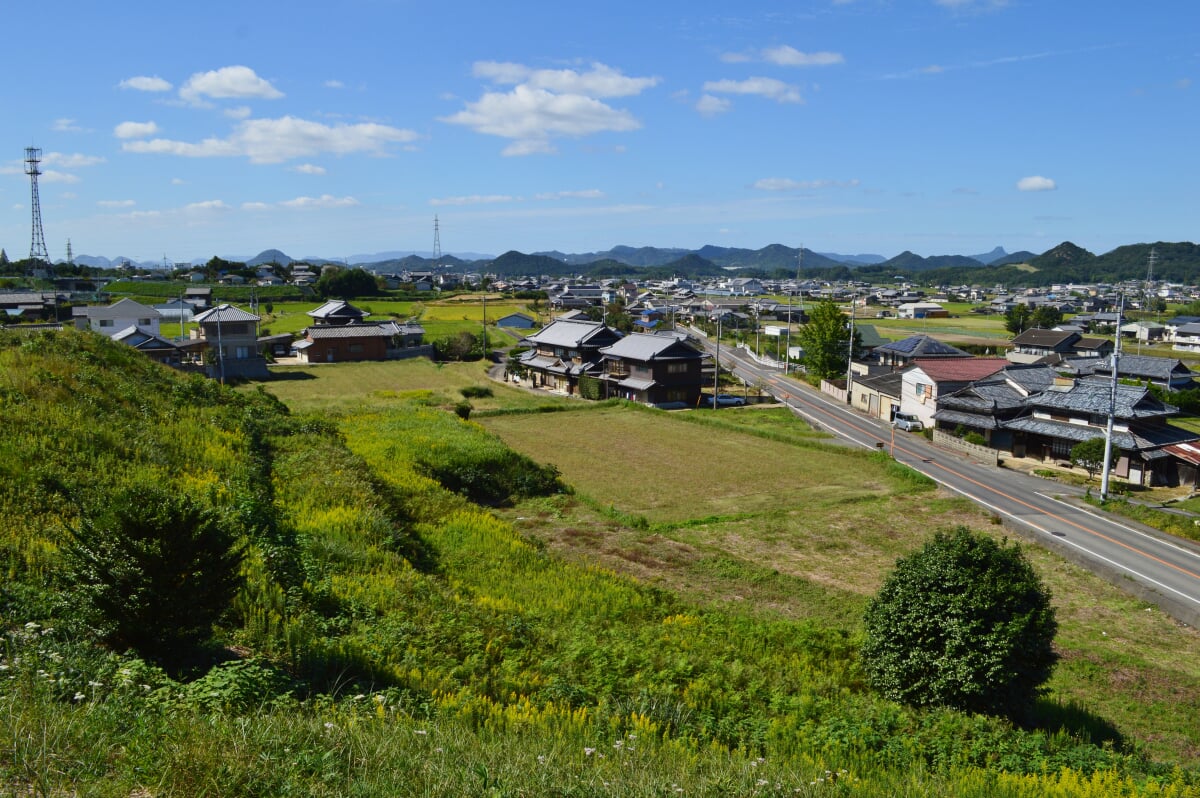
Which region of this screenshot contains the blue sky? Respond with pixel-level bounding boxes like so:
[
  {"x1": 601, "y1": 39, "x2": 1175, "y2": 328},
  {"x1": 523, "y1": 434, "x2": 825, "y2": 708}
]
[{"x1": 2, "y1": 0, "x2": 1197, "y2": 263}]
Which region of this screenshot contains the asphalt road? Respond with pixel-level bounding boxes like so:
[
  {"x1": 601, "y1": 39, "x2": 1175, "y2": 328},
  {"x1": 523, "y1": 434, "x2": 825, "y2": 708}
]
[{"x1": 710, "y1": 341, "x2": 1200, "y2": 627}]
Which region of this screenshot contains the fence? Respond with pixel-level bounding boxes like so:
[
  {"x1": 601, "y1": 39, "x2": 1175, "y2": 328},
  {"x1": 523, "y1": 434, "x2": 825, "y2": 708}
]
[{"x1": 932, "y1": 428, "x2": 999, "y2": 465}]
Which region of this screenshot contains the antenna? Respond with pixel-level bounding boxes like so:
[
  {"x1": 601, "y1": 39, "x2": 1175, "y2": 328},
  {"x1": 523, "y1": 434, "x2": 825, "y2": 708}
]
[
  {"x1": 66, "y1": 239, "x2": 74, "y2": 265},
  {"x1": 1145, "y1": 246, "x2": 1158, "y2": 315},
  {"x1": 25, "y1": 147, "x2": 49, "y2": 265}
]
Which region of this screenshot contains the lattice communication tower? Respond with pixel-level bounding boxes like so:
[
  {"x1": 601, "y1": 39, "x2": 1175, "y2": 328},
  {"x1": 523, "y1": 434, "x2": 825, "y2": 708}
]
[
  {"x1": 432, "y1": 215, "x2": 442, "y2": 270},
  {"x1": 25, "y1": 148, "x2": 50, "y2": 264}
]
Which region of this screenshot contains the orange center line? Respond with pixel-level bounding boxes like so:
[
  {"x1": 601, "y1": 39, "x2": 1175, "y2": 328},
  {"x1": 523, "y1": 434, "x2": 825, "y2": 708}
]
[{"x1": 769, "y1": 378, "x2": 1200, "y2": 584}]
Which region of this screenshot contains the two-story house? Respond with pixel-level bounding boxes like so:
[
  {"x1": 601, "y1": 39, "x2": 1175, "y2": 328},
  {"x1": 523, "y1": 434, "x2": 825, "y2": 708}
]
[
  {"x1": 899, "y1": 358, "x2": 1009, "y2": 430},
  {"x1": 76, "y1": 298, "x2": 161, "y2": 338},
  {"x1": 516, "y1": 318, "x2": 622, "y2": 395},
  {"x1": 191, "y1": 304, "x2": 268, "y2": 380},
  {"x1": 597, "y1": 332, "x2": 707, "y2": 407}
]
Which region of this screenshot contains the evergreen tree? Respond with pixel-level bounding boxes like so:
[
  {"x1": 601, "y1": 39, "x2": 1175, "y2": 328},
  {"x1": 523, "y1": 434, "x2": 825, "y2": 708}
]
[{"x1": 797, "y1": 299, "x2": 860, "y2": 380}]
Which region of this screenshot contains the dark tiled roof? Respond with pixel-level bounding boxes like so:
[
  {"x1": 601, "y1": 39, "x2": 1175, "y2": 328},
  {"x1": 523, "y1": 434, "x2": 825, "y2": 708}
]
[{"x1": 875, "y1": 334, "x2": 970, "y2": 358}]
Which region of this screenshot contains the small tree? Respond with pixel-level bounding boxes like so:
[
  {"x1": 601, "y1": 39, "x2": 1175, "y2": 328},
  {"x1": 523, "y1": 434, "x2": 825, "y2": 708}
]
[
  {"x1": 797, "y1": 299, "x2": 860, "y2": 380},
  {"x1": 861, "y1": 527, "x2": 1057, "y2": 718},
  {"x1": 1004, "y1": 304, "x2": 1031, "y2": 335},
  {"x1": 63, "y1": 486, "x2": 245, "y2": 665},
  {"x1": 1070, "y1": 436, "x2": 1118, "y2": 480}
]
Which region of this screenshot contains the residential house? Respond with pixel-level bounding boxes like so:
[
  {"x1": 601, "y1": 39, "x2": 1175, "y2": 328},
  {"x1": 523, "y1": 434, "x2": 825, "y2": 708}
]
[
  {"x1": 900, "y1": 358, "x2": 1009, "y2": 429},
  {"x1": 596, "y1": 331, "x2": 707, "y2": 406},
  {"x1": 111, "y1": 326, "x2": 185, "y2": 367},
  {"x1": 1119, "y1": 320, "x2": 1166, "y2": 343},
  {"x1": 76, "y1": 298, "x2": 161, "y2": 337},
  {"x1": 496, "y1": 312, "x2": 537, "y2": 329},
  {"x1": 850, "y1": 369, "x2": 904, "y2": 422},
  {"x1": 1001, "y1": 379, "x2": 1197, "y2": 486},
  {"x1": 307, "y1": 299, "x2": 368, "y2": 325},
  {"x1": 933, "y1": 365, "x2": 1059, "y2": 448},
  {"x1": 1068, "y1": 354, "x2": 1197, "y2": 391},
  {"x1": 184, "y1": 287, "x2": 212, "y2": 309},
  {"x1": 294, "y1": 323, "x2": 391, "y2": 363},
  {"x1": 1173, "y1": 322, "x2": 1200, "y2": 353},
  {"x1": 190, "y1": 304, "x2": 268, "y2": 380},
  {"x1": 874, "y1": 334, "x2": 972, "y2": 368},
  {"x1": 0, "y1": 292, "x2": 63, "y2": 322},
  {"x1": 1006, "y1": 329, "x2": 1081, "y2": 364},
  {"x1": 896, "y1": 301, "x2": 948, "y2": 319},
  {"x1": 516, "y1": 318, "x2": 622, "y2": 395}
]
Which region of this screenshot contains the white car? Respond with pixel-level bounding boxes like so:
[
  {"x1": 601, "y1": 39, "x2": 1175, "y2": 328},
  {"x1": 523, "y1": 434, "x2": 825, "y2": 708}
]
[{"x1": 893, "y1": 412, "x2": 923, "y2": 432}]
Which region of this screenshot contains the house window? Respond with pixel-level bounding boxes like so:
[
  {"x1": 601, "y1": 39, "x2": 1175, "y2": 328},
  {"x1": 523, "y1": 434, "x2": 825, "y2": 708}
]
[
  {"x1": 915, "y1": 383, "x2": 927, "y2": 398},
  {"x1": 99, "y1": 319, "x2": 113, "y2": 328},
  {"x1": 348, "y1": 344, "x2": 364, "y2": 353},
  {"x1": 235, "y1": 346, "x2": 250, "y2": 359},
  {"x1": 667, "y1": 362, "x2": 688, "y2": 374},
  {"x1": 138, "y1": 318, "x2": 152, "y2": 326}
]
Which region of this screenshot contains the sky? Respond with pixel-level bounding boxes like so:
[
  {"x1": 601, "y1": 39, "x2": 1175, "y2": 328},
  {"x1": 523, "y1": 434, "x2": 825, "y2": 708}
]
[{"x1": 2, "y1": 0, "x2": 1198, "y2": 264}]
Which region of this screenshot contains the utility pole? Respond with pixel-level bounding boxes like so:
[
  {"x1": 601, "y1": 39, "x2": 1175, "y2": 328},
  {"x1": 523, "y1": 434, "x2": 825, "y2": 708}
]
[
  {"x1": 1100, "y1": 292, "x2": 1125, "y2": 500},
  {"x1": 712, "y1": 312, "x2": 722, "y2": 409},
  {"x1": 845, "y1": 294, "x2": 856, "y2": 404}
]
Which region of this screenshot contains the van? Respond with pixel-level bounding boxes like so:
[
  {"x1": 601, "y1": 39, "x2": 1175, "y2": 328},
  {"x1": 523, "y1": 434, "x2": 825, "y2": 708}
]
[{"x1": 893, "y1": 412, "x2": 923, "y2": 432}]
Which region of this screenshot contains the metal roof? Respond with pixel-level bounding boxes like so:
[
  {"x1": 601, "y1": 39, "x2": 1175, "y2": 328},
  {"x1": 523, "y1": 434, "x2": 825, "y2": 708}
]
[
  {"x1": 874, "y1": 334, "x2": 970, "y2": 358},
  {"x1": 194, "y1": 304, "x2": 260, "y2": 323},
  {"x1": 524, "y1": 318, "x2": 618, "y2": 348}
]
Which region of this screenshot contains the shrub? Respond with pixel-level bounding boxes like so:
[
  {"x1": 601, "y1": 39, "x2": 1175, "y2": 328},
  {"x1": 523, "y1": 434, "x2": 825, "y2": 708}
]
[
  {"x1": 62, "y1": 486, "x2": 246, "y2": 666},
  {"x1": 460, "y1": 385, "x2": 493, "y2": 399},
  {"x1": 861, "y1": 527, "x2": 1057, "y2": 718}
]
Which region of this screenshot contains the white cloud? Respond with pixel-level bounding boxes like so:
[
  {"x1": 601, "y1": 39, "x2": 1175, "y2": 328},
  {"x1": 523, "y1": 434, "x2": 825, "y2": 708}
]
[
  {"x1": 184, "y1": 200, "x2": 230, "y2": 212},
  {"x1": 473, "y1": 61, "x2": 659, "y2": 98},
  {"x1": 280, "y1": 194, "x2": 359, "y2": 209},
  {"x1": 291, "y1": 163, "x2": 327, "y2": 175},
  {"x1": 225, "y1": 106, "x2": 253, "y2": 119},
  {"x1": 122, "y1": 116, "x2": 419, "y2": 164},
  {"x1": 534, "y1": 189, "x2": 605, "y2": 200},
  {"x1": 41, "y1": 171, "x2": 81, "y2": 184},
  {"x1": 53, "y1": 118, "x2": 83, "y2": 132},
  {"x1": 444, "y1": 85, "x2": 641, "y2": 153},
  {"x1": 1017, "y1": 175, "x2": 1057, "y2": 192},
  {"x1": 179, "y1": 66, "x2": 283, "y2": 105},
  {"x1": 429, "y1": 194, "x2": 518, "y2": 206},
  {"x1": 242, "y1": 201, "x2": 271, "y2": 211},
  {"x1": 445, "y1": 61, "x2": 657, "y2": 155},
  {"x1": 170, "y1": 177, "x2": 186, "y2": 185},
  {"x1": 324, "y1": 79, "x2": 345, "y2": 89},
  {"x1": 114, "y1": 121, "x2": 160, "y2": 139},
  {"x1": 695, "y1": 94, "x2": 731, "y2": 116},
  {"x1": 702, "y1": 77, "x2": 803, "y2": 104},
  {"x1": 119, "y1": 75, "x2": 173, "y2": 92},
  {"x1": 753, "y1": 177, "x2": 860, "y2": 191},
  {"x1": 762, "y1": 46, "x2": 845, "y2": 67},
  {"x1": 43, "y1": 152, "x2": 105, "y2": 168},
  {"x1": 97, "y1": 199, "x2": 136, "y2": 208}
]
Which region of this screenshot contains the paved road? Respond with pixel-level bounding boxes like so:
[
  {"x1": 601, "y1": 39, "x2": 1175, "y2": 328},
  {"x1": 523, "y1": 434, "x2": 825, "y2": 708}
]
[{"x1": 710, "y1": 341, "x2": 1200, "y2": 627}]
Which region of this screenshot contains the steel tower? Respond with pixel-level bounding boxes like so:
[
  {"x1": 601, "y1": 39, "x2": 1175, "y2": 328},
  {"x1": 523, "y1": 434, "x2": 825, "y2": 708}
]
[
  {"x1": 432, "y1": 215, "x2": 442, "y2": 270},
  {"x1": 25, "y1": 147, "x2": 50, "y2": 264}
]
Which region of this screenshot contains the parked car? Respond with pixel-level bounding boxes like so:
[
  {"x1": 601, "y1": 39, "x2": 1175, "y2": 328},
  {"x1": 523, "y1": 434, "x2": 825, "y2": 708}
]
[
  {"x1": 701, "y1": 394, "x2": 747, "y2": 407},
  {"x1": 892, "y1": 412, "x2": 923, "y2": 431}
]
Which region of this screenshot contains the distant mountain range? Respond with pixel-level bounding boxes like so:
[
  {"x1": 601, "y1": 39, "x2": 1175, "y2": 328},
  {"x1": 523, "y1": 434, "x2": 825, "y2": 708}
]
[{"x1": 65, "y1": 241, "x2": 1200, "y2": 286}]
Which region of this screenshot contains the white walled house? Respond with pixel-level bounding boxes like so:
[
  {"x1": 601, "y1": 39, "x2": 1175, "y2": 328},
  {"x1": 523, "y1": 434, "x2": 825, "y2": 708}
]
[
  {"x1": 900, "y1": 358, "x2": 1008, "y2": 429},
  {"x1": 76, "y1": 298, "x2": 161, "y2": 338}
]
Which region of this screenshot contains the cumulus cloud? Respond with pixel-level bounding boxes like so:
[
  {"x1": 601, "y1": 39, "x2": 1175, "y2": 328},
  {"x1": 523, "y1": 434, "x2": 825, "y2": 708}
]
[
  {"x1": 97, "y1": 199, "x2": 136, "y2": 208},
  {"x1": 121, "y1": 116, "x2": 419, "y2": 164},
  {"x1": 533, "y1": 189, "x2": 605, "y2": 200},
  {"x1": 280, "y1": 194, "x2": 359, "y2": 209},
  {"x1": 1017, "y1": 175, "x2": 1057, "y2": 192},
  {"x1": 119, "y1": 75, "x2": 173, "y2": 92},
  {"x1": 53, "y1": 118, "x2": 83, "y2": 132},
  {"x1": 291, "y1": 163, "x2": 327, "y2": 175},
  {"x1": 472, "y1": 61, "x2": 659, "y2": 98},
  {"x1": 702, "y1": 77, "x2": 803, "y2": 104},
  {"x1": 762, "y1": 46, "x2": 845, "y2": 66},
  {"x1": 241, "y1": 202, "x2": 271, "y2": 211},
  {"x1": 224, "y1": 106, "x2": 253, "y2": 119},
  {"x1": 179, "y1": 66, "x2": 283, "y2": 105},
  {"x1": 184, "y1": 200, "x2": 230, "y2": 212},
  {"x1": 429, "y1": 194, "x2": 518, "y2": 206},
  {"x1": 753, "y1": 177, "x2": 860, "y2": 191},
  {"x1": 114, "y1": 121, "x2": 160, "y2": 139},
  {"x1": 443, "y1": 61, "x2": 657, "y2": 155},
  {"x1": 43, "y1": 152, "x2": 105, "y2": 168},
  {"x1": 40, "y1": 171, "x2": 81, "y2": 184},
  {"x1": 695, "y1": 94, "x2": 732, "y2": 116}
]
